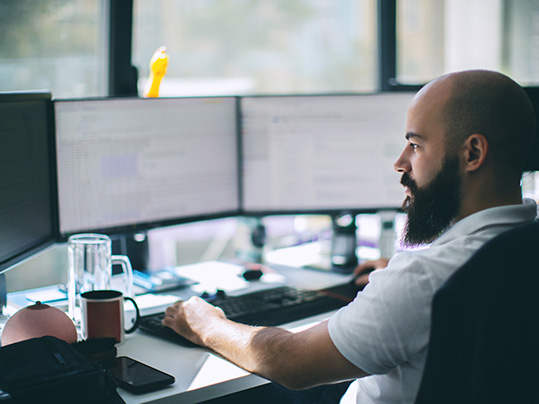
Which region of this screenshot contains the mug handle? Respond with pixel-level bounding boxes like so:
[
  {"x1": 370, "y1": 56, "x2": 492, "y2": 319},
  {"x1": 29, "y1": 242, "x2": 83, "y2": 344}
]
[
  {"x1": 112, "y1": 255, "x2": 134, "y2": 297},
  {"x1": 124, "y1": 296, "x2": 140, "y2": 334}
]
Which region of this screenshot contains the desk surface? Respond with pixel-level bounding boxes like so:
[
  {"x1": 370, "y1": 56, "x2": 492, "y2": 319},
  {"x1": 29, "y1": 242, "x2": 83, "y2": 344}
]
[
  {"x1": 114, "y1": 260, "x2": 351, "y2": 403},
  {"x1": 1, "y1": 238, "x2": 362, "y2": 404},
  {"x1": 2, "y1": 253, "x2": 353, "y2": 404},
  {"x1": 0, "y1": 258, "x2": 347, "y2": 403},
  {"x1": 117, "y1": 310, "x2": 335, "y2": 404}
]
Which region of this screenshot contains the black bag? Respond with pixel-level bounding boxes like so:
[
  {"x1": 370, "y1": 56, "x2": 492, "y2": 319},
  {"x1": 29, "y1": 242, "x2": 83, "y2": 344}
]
[{"x1": 0, "y1": 336, "x2": 124, "y2": 404}]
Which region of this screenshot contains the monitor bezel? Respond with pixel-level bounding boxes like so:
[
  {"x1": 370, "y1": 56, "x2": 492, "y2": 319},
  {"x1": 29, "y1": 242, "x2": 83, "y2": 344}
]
[
  {"x1": 53, "y1": 95, "x2": 242, "y2": 241},
  {"x1": 0, "y1": 91, "x2": 59, "y2": 274}
]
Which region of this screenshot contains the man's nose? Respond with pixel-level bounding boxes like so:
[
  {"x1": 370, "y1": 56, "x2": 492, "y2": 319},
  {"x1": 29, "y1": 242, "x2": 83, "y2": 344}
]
[{"x1": 394, "y1": 148, "x2": 411, "y2": 173}]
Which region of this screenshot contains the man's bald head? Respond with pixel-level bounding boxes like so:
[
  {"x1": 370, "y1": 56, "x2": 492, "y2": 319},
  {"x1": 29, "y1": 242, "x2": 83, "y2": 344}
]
[{"x1": 421, "y1": 70, "x2": 536, "y2": 179}]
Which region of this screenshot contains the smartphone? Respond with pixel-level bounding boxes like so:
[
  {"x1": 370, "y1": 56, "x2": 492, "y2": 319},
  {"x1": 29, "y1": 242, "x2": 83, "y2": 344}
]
[{"x1": 107, "y1": 356, "x2": 175, "y2": 394}]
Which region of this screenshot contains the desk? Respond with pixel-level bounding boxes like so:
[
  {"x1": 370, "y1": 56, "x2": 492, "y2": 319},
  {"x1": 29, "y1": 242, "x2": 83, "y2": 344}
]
[
  {"x1": 113, "y1": 265, "x2": 350, "y2": 404},
  {"x1": 116, "y1": 310, "x2": 335, "y2": 404},
  {"x1": 113, "y1": 259, "x2": 352, "y2": 403},
  {"x1": 113, "y1": 260, "x2": 351, "y2": 403},
  {"x1": 1, "y1": 256, "x2": 351, "y2": 403}
]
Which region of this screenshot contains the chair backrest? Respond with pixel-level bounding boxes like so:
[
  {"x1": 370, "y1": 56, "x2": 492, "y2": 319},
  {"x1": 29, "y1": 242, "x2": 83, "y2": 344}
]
[{"x1": 414, "y1": 220, "x2": 539, "y2": 404}]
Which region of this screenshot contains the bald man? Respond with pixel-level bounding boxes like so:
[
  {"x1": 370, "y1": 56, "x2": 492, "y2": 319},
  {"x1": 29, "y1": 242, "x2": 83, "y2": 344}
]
[{"x1": 163, "y1": 70, "x2": 537, "y2": 403}]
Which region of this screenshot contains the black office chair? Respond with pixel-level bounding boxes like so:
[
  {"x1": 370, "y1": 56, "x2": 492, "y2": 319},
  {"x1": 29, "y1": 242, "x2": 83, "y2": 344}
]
[{"x1": 414, "y1": 220, "x2": 539, "y2": 404}]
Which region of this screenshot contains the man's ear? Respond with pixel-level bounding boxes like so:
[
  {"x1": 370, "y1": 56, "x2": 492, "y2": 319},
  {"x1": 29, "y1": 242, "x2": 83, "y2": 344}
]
[{"x1": 462, "y1": 134, "x2": 488, "y2": 172}]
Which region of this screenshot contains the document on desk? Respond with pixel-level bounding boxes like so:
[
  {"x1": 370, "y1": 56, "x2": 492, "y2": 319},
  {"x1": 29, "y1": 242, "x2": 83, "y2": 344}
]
[
  {"x1": 187, "y1": 354, "x2": 251, "y2": 391},
  {"x1": 170, "y1": 261, "x2": 248, "y2": 293},
  {"x1": 134, "y1": 293, "x2": 181, "y2": 317},
  {"x1": 186, "y1": 317, "x2": 324, "y2": 392},
  {"x1": 7, "y1": 285, "x2": 68, "y2": 311}
]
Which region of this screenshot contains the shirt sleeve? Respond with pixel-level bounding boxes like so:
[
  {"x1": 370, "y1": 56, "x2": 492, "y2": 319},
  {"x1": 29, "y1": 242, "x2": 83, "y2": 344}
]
[{"x1": 328, "y1": 252, "x2": 437, "y2": 375}]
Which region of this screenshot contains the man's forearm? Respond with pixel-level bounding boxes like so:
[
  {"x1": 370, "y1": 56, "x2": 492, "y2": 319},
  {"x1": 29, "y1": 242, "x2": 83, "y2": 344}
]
[
  {"x1": 198, "y1": 317, "x2": 300, "y2": 386},
  {"x1": 198, "y1": 317, "x2": 367, "y2": 390},
  {"x1": 163, "y1": 297, "x2": 367, "y2": 390}
]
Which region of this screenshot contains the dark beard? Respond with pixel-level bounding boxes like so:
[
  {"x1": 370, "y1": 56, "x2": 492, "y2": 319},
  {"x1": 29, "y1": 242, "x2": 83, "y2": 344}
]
[{"x1": 401, "y1": 156, "x2": 461, "y2": 246}]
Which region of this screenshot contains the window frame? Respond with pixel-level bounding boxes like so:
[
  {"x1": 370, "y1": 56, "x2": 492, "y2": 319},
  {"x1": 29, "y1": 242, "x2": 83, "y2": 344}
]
[
  {"x1": 108, "y1": 0, "x2": 407, "y2": 96},
  {"x1": 108, "y1": 0, "x2": 138, "y2": 96}
]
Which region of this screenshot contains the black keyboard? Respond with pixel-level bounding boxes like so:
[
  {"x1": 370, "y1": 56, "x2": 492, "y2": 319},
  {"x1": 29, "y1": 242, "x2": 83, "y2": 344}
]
[{"x1": 138, "y1": 285, "x2": 352, "y2": 347}]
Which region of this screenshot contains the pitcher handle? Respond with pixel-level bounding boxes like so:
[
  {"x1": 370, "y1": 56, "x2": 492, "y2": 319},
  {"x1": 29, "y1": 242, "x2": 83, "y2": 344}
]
[{"x1": 111, "y1": 255, "x2": 134, "y2": 297}]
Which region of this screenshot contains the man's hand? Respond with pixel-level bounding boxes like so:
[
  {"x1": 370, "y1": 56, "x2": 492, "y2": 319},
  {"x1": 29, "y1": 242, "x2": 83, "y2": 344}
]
[
  {"x1": 162, "y1": 297, "x2": 226, "y2": 347},
  {"x1": 353, "y1": 258, "x2": 389, "y2": 287}
]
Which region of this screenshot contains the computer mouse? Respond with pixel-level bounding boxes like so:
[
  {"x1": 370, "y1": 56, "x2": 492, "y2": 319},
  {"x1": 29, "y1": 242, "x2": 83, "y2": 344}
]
[{"x1": 242, "y1": 268, "x2": 263, "y2": 281}]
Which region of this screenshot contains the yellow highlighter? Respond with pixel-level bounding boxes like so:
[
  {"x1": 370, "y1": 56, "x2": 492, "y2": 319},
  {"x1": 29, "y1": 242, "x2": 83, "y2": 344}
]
[{"x1": 144, "y1": 46, "x2": 169, "y2": 98}]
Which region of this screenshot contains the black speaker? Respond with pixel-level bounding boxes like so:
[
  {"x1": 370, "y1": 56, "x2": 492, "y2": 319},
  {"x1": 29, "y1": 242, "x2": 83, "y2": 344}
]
[
  {"x1": 111, "y1": 233, "x2": 150, "y2": 272},
  {"x1": 330, "y1": 213, "x2": 358, "y2": 272}
]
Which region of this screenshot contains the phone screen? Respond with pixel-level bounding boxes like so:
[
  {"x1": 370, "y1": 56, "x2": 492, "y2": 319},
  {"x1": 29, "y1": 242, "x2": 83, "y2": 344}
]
[{"x1": 107, "y1": 356, "x2": 175, "y2": 394}]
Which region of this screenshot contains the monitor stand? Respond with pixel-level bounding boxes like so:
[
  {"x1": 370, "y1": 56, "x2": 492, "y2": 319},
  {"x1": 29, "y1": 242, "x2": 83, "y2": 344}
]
[
  {"x1": 305, "y1": 213, "x2": 357, "y2": 274},
  {"x1": 235, "y1": 217, "x2": 266, "y2": 264}
]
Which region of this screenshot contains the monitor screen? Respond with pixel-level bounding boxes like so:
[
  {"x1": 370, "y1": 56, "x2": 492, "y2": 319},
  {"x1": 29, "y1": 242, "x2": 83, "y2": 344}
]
[
  {"x1": 0, "y1": 91, "x2": 58, "y2": 274},
  {"x1": 54, "y1": 97, "x2": 239, "y2": 237},
  {"x1": 240, "y1": 93, "x2": 416, "y2": 214}
]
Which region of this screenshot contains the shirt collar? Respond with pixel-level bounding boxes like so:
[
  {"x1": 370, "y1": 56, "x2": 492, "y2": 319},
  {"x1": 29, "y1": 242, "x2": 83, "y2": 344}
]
[{"x1": 433, "y1": 198, "x2": 538, "y2": 246}]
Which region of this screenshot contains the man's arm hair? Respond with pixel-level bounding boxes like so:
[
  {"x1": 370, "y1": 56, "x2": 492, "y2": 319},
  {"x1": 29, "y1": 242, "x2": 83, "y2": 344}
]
[{"x1": 163, "y1": 298, "x2": 368, "y2": 390}]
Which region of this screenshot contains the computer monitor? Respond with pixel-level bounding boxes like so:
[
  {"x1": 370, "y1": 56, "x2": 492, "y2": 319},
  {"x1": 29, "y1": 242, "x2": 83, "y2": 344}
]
[
  {"x1": 54, "y1": 96, "x2": 239, "y2": 238},
  {"x1": 0, "y1": 91, "x2": 58, "y2": 274},
  {"x1": 240, "y1": 93, "x2": 416, "y2": 215}
]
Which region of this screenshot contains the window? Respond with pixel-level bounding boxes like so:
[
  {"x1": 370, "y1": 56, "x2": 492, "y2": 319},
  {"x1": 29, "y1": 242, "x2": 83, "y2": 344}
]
[
  {"x1": 2, "y1": 1, "x2": 538, "y2": 98},
  {"x1": 0, "y1": 0, "x2": 106, "y2": 98},
  {"x1": 397, "y1": 0, "x2": 539, "y2": 85},
  {"x1": 133, "y1": 0, "x2": 377, "y2": 97}
]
